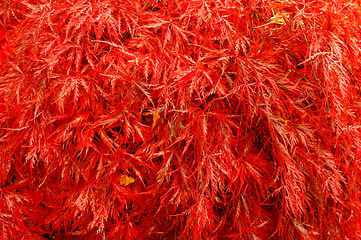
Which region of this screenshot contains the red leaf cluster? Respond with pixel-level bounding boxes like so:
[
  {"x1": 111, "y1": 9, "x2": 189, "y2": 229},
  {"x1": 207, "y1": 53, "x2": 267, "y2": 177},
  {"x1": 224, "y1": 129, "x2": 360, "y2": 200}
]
[{"x1": 1, "y1": 0, "x2": 361, "y2": 239}]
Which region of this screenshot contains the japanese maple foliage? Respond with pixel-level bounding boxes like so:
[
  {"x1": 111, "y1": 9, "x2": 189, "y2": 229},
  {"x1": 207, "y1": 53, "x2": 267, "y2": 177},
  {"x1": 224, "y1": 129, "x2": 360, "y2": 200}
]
[{"x1": 1, "y1": 0, "x2": 361, "y2": 239}]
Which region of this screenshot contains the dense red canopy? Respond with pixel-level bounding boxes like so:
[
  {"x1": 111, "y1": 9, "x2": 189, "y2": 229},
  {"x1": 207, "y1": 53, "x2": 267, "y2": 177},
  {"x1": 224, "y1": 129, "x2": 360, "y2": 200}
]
[{"x1": 1, "y1": 0, "x2": 361, "y2": 239}]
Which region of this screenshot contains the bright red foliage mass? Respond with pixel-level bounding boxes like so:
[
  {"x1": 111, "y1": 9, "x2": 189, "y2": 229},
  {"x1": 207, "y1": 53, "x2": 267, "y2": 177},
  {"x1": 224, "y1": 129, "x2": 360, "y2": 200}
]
[{"x1": 1, "y1": 0, "x2": 361, "y2": 239}]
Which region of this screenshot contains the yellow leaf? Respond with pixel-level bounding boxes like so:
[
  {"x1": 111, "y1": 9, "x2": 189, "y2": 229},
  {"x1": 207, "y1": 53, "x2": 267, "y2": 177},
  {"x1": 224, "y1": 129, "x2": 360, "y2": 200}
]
[
  {"x1": 152, "y1": 111, "x2": 160, "y2": 128},
  {"x1": 270, "y1": 12, "x2": 290, "y2": 25},
  {"x1": 276, "y1": 111, "x2": 288, "y2": 124},
  {"x1": 285, "y1": 69, "x2": 292, "y2": 78},
  {"x1": 119, "y1": 174, "x2": 135, "y2": 186}
]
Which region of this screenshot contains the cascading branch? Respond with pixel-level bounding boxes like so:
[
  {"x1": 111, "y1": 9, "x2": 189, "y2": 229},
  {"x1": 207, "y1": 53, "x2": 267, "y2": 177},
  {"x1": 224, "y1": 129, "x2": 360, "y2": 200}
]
[{"x1": 1, "y1": 0, "x2": 361, "y2": 239}]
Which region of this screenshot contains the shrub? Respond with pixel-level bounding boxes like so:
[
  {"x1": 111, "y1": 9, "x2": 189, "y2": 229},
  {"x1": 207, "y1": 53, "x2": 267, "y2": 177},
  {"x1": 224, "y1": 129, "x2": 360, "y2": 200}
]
[{"x1": 1, "y1": 0, "x2": 361, "y2": 239}]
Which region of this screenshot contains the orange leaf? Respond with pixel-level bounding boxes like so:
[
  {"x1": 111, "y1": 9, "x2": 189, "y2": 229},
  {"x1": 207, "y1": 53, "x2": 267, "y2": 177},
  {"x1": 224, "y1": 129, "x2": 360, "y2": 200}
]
[
  {"x1": 152, "y1": 111, "x2": 160, "y2": 128},
  {"x1": 119, "y1": 174, "x2": 135, "y2": 186}
]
